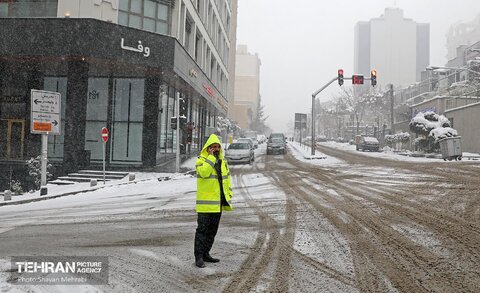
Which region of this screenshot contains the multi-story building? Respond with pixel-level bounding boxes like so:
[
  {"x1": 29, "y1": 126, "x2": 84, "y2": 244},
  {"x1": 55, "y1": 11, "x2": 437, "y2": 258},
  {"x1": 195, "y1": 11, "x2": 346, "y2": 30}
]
[
  {"x1": 232, "y1": 45, "x2": 261, "y2": 130},
  {"x1": 392, "y1": 39, "x2": 480, "y2": 153},
  {"x1": 0, "y1": 0, "x2": 238, "y2": 189},
  {"x1": 354, "y1": 8, "x2": 430, "y2": 89},
  {"x1": 446, "y1": 13, "x2": 480, "y2": 61}
]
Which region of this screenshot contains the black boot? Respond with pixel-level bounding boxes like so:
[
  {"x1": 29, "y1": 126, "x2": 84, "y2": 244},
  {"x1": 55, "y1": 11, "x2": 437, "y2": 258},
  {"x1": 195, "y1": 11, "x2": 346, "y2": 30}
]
[
  {"x1": 195, "y1": 257, "x2": 205, "y2": 268},
  {"x1": 203, "y1": 254, "x2": 220, "y2": 263}
]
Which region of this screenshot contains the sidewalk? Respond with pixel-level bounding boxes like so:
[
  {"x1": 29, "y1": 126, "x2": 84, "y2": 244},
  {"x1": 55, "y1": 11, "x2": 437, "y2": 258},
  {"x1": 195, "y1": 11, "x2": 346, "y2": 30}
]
[
  {"x1": 0, "y1": 175, "x2": 142, "y2": 207},
  {"x1": 288, "y1": 141, "x2": 327, "y2": 160},
  {"x1": 0, "y1": 170, "x2": 197, "y2": 207}
]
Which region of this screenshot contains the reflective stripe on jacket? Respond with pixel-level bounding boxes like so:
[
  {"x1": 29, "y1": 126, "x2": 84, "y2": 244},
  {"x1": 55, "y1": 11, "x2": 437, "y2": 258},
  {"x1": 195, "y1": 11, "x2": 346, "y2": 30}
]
[{"x1": 195, "y1": 134, "x2": 233, "y2": 213}]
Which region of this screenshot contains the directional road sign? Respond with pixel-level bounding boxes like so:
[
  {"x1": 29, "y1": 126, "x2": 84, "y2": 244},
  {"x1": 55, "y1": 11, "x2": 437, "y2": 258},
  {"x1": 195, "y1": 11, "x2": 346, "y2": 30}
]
[{"x1": 31, "y1": 89, "x2": 61, "y2": 135}]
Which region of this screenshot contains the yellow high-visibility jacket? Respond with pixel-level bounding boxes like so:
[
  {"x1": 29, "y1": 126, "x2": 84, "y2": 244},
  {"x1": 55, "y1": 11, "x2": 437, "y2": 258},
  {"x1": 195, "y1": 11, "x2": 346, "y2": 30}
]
[{"x1": 195, "y1": 134, "x2": 233, "y2": 213}]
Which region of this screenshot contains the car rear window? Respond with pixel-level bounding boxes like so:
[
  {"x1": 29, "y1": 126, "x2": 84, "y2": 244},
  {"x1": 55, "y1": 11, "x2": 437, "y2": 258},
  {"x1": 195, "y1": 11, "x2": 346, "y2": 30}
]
[
  {"x1": 363, "y1": 137, "x2": 379, "y2": 143},
  {"x1": 229, "y1": 143, "x2": 249, "y2": 150}
]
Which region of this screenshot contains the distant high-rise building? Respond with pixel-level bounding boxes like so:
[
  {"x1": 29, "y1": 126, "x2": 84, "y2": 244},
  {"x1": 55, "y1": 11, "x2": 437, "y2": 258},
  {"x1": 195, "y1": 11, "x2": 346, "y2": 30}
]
[
  {"x1": 233, "y1": 45, "x2": 261, "y2": 130},
  {"x1": 354, "y1": 8, "x2": 430, "y2": 88},
  {"x1": 446, "y1": 13, "x2": 480, "y2": 61}
]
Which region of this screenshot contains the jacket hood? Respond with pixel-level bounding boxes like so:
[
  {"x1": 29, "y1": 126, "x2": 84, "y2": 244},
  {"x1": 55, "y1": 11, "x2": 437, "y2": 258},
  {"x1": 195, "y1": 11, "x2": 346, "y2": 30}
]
[{"x1": 201, "y1": 134, "x2": 224, "y2": 158}]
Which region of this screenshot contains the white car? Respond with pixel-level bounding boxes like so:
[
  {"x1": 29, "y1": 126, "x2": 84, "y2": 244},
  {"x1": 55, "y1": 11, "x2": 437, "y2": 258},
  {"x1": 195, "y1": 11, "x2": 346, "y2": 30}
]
[
  {"x1": 225, "y1": 142, "x2": 255, "y2": 164},
  {"x1": 237, "y1": 138, "x2": 257, "y2": 149}
]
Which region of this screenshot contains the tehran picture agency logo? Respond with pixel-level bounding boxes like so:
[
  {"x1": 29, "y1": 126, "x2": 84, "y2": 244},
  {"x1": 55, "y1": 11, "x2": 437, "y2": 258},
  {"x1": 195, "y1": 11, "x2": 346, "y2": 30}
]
[{"x1": 10, "y1": 256, "x2": 109, "y2": 285}]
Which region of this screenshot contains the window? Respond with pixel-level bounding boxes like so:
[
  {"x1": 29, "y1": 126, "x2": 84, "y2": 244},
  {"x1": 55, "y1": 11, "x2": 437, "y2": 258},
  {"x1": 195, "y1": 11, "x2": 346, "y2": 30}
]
[
  {"x1": 0, "y1": 0, "x2": 58, "y2": 18},
  {"x1": 44, "y1": 77, "x2": 67, "y2": 161},
  {"x1": 198, "y1": 0, "x2": 204, "y2": 21},
  {"x1": 185, "y1": 16, "x2": 192, "y2": 53},
  {"x1": 85, "y1": 78, "x2": 109, "y2": 161},
  {"x1": 111, "y1": 78, "x2": 145, "y2": 162},
  {"x1": 195, "y1": 31, "x2": 202, "y2": 64},
  {"x1": 118, "y1": 0, "x2": 170, "y2": 35}
]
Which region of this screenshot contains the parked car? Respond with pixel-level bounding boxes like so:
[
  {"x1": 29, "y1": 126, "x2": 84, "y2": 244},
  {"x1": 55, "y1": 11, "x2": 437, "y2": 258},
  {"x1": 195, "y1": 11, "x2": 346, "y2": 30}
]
[
  {"x1": 237, "y1": 137, "x2": 257, "y2": 149},
  {"x1": 267, "y1": 137, "x2": 286, "y2": 155},
  {"x1": 356, "y1": 136, "x2": 380, "y2": 152},
  {"x1": 316, "y1": 135, "x2": 327, "y2": 142},
  {"x1": 225, "y1": 142, "x2": 255, "y2": 164}
]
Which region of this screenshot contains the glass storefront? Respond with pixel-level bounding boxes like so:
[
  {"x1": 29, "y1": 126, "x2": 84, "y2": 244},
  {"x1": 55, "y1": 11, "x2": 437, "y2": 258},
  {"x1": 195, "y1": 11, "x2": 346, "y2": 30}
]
[
  {"x1": 111, "y1": 78, "x2": 144, "y2": 163},
  {"x1": 156, "y1": 83, "x2": 177, "y2": 158},
  {"x1": 44, "y1": 77, "x2": 67, "y2": 161},
  {"x1": 0, "y1": 63, "x2": 29, "y2": 160},
  {"x1": 85, "y1": 78, "x2": 109, "y2": 162}
]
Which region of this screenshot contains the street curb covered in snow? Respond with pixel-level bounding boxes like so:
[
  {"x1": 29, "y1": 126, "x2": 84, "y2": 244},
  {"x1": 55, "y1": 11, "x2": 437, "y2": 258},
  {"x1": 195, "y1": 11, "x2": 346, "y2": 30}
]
[
  {"x1": 0, "y1": 172, "x2": 195, "y2": 207},
  {"x1": 288, "y1": 142, "x2": 327, "y2": 160}
]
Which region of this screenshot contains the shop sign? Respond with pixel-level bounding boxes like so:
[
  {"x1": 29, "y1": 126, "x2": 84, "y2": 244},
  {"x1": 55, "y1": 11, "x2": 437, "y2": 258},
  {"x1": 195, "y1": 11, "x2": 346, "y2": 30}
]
[
  {"x1": 120, "y1": 38, "x2": 150, "y2": 57},
  {"x1": 189, "y1": 69, "x2": 198, "y2": 78}
]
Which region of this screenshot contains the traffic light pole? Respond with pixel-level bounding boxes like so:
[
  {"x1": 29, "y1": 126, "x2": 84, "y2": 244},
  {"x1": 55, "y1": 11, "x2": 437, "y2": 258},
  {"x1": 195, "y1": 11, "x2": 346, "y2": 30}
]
[
  {"x1": 311, "y1": 76, "x2": 338, "y2": 155},
  {"x1": 311, "y1": 76, "x2": 374, "y2": 155}
]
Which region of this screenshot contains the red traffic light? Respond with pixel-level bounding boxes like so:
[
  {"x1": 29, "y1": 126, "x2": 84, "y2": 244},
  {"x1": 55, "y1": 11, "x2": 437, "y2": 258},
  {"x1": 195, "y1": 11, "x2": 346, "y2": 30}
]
[{"x1": 338, "y1": 69, "x2": 344, "y2": 86}]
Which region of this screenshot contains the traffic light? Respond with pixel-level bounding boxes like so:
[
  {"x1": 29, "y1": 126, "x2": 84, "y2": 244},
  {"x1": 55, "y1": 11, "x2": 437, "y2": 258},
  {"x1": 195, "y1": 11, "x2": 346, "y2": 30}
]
[
  {"x1": 338, "y1": 69, "x2": 344, "y2": 86},
  {"x1": 170, "y1": 117, "x2": 177, "y2": 130},
  {"x1": 371, "y1": 69, "x2": 377, "y2": 86},
  {"x1": 179, "y1": 98, "x2": 187, "y2": 117}
]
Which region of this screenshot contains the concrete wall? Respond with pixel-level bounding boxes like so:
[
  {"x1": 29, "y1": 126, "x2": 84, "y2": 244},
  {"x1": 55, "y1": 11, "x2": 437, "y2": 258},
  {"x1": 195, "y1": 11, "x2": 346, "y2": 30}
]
[{"x1": 445, "y1": 102, "x2": 480, "y2": 153}]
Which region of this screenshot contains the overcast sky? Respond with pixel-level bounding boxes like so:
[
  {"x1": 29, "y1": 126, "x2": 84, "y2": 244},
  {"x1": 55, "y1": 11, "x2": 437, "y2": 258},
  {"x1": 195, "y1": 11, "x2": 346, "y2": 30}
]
[{"x1": 236, "y1": 0, "x2": 480, "y2": 132}]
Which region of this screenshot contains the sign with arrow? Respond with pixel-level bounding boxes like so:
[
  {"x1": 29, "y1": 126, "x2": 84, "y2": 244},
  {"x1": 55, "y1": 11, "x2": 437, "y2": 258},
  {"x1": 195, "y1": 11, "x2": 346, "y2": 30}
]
[{"x1": 31, "y1": 89, "x2": 61, "y2": 135}]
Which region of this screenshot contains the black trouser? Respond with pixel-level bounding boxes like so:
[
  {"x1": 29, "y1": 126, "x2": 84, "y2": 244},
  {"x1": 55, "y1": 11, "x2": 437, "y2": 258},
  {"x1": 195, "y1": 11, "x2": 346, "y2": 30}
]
[{"x1": 194, "y1": 212, "x2": 222, "y2": 260}]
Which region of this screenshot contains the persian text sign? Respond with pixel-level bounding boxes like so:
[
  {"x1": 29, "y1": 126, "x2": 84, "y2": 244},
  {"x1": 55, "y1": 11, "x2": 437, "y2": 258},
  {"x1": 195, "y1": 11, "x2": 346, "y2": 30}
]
[{"x1": 31, "y1": 89, "x2": 61, "y2": 135}]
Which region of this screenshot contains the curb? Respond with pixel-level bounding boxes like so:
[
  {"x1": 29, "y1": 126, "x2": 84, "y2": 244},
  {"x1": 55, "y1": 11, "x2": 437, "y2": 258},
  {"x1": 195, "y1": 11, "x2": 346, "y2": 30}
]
[
  {"x1": 0, "y1": 171, "x2": 195, "y2": 207},
  {"x1": 0, "y1": 178, "x2": 146, "y2": 207}
]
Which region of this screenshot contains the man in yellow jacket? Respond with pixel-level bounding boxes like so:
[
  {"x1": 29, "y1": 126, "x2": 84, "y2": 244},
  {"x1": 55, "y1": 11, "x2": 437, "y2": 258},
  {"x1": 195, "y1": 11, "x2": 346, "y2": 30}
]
[{"x1": 194, "y1": 134, "x2": 233, "y2": 268}]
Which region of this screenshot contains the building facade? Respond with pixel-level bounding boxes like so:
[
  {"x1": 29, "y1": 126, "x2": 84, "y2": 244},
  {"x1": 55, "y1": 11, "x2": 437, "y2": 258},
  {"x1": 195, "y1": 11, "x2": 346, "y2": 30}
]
[
  {"x1": 446, "y1": 13, "x2": 480, "y2": 61},
  {"x1": 232, "y1": 45, "x2": 261, "y2": 130},
  {"x1": 354, "y1": 8, "x2": 430, "y2": 88},
  {"x1": 0, "y1": 0, "x2": 238, "y2": 189},
  {"x1": 392, "y1": 39, "x2": 480, "y2": 153}
]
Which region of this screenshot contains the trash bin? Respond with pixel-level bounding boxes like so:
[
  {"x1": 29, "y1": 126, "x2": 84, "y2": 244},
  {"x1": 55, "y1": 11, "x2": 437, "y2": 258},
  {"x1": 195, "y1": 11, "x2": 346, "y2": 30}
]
[{"x1": 438, "y1": 136, "x2": 462, "y2": 161}]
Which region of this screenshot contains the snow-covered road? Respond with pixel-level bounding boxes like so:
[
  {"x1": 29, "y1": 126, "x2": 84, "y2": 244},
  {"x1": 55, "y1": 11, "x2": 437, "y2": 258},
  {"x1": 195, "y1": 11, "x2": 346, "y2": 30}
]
[{"x1": 1, "y1": 142, "x2": 479, "y2": 292}]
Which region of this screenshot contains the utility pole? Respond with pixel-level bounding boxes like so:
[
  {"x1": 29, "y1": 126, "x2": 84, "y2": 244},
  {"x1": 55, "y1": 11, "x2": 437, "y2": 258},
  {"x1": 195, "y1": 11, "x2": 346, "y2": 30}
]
[
  {"x1": 389, "y1": 84, "x2": 395, "y2": 134},
  {"x1": 175, "y1": 92, "x2": 180, "y2": 173}
]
